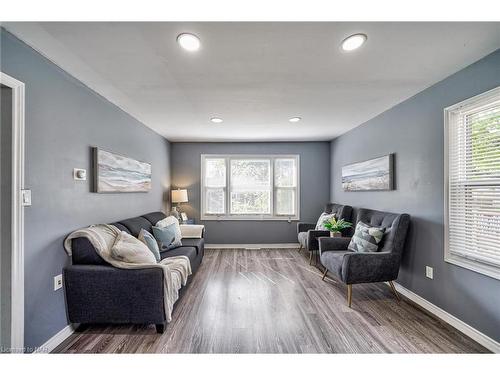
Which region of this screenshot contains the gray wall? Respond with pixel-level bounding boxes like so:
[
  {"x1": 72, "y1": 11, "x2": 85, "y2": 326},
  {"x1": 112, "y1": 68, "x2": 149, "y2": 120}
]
[
  {"x1": 171, "y1": 142, "x2": 330, "y2": 244},
  {"x1": 0, "y1": 29, "x2": 171, "y2": 350},
  {"x1": 330, "y1": 49, "x2": 500, "y2": 341},
  {"x1": 1, "y1": 85, "x2": 13, "y2": 350}
]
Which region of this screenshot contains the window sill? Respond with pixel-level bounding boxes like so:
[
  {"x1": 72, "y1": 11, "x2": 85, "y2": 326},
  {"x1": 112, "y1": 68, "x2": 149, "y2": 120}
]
[
  {"x1": 444, "y1": 254, "x2": 500, "y2": 281},
  {"x1": 201, "y1": 215, "x2": 300, "y2": 222}
]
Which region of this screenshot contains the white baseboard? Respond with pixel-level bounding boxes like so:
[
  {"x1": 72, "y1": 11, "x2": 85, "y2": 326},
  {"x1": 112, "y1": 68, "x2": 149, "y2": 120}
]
[
  {"x1": 206, "y1": 243, "x2": 299, "y2": 249},
  {"x1": 33, "y1": 324, "x2": 77, "y2": 353},
  {"x1": 392, "y1": 282, "x2": 499, "y2": 353}
]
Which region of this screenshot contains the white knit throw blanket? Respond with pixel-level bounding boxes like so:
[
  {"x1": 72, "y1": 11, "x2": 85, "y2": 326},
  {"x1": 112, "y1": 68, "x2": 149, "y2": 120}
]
[{"x1": 63, "y1": 224, "x2": 191, "y2": 323}]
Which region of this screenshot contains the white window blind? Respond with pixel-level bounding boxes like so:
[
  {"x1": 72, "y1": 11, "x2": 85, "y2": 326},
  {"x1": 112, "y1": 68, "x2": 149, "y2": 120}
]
[
  {"x1": 445, "y1": 86, "x2": 500, "y2": 280},
  {"x1": 201, "y1": 154, "x2": 300, "y2": 220}
]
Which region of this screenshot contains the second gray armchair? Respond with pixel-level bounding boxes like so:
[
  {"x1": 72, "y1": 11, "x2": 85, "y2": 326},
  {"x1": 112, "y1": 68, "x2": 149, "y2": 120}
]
[{"x1": 297, "y1": 203, "x2": 353, "y2": 265}]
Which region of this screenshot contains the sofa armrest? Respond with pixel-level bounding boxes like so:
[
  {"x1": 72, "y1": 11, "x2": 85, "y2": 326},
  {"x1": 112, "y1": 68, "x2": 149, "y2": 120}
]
[
  {"x1": 297, "y1": 222, "x2": 315, "y2": 234},
  {"x1": 180, "y1": 224, "x2": 205, "y2": 239},
  {"x1": 63, "y1": 265, "x2": 166, "y2": 324},
  {"x1": 319, "y1": 237, "x2": 351, "y2": 254},
  {"x1": 341, "y1": 252, "x2": 400, "y2": 284},
  {"x1": 307, "y1": 230, "x2": 330, "y2": 251}
]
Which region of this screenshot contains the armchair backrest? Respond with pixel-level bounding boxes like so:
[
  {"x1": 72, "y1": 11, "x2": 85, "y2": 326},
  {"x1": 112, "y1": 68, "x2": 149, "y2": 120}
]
[
  {"x1": 324, "y1": 203, "x2": 353, "y2": 236},
  {"x1": 356, "y1": 208, "x2": 410, "y2": 256},
  {"x1": 324, "y1": 203, "x2": 353, "y2": 222}
]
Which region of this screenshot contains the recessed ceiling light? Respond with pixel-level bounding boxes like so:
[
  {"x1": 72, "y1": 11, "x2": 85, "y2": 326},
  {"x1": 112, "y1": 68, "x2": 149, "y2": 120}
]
[
  {"x1": 210, "y1": 117, "x2": 223, "y2": 123},
  {"x1": 341, "y1": 33, "x2": 367, "y2": 52},
  {"x1": 177, "y1": 33, "x2": 201, "y2": 52},
  {"x1": 289, "y1": 117, "x2": 301, "y2": 123}
]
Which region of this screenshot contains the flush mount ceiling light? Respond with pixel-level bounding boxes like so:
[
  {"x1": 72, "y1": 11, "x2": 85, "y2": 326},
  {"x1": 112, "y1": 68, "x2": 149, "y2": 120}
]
[
  {"x1": 177, "y1": 33, "x2": 201, "y2": 52},
  {"x1": 341, "y1": 33, "x2": 367, "y2": 52},
  {"x1": 289, "y1": 117, "x2": 302, "y2": 123},
  {"x1": 210, "y1": 117, "x2": 223, "y2": 123}
]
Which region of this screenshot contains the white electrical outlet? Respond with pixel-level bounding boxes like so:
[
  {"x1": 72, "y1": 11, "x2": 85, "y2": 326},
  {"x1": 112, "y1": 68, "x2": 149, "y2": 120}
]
[
  {"x1": 425, "y1": 266, "x2": 434, "y2": 279},
  {"x1": 54, "y1": 274, "x2": 63, "y2": 291}
]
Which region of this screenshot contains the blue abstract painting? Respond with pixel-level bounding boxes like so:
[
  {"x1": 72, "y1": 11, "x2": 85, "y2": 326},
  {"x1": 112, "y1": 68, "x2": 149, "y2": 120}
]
[
  {"x1": 342, "y1": 154, "x2": 394, "y2": 191},
  {"x1": 94, "y1": 148, "x2": 151, "y2": 193}
]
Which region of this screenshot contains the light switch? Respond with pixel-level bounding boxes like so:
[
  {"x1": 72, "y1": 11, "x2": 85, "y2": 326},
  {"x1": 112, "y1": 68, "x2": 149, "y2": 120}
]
[{"x1": 21, "y1": 189, "x2": 32, "y2": 206}]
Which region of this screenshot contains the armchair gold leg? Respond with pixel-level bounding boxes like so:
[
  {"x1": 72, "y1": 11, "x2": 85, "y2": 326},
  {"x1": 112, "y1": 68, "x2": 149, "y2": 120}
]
[
  {"x1": 309, "y1": 251, "x2": 313, "y2": 265},
  {"x1": 388, "y1": 281, "x2": 400, "y2": 301},
  {"x1": 298, "y1": 244, "x2": 303, "y2": 253},
  {"x1": 347, "y1": 284, "x2": 352, "y2": 308},
  {"x1": 321, "y1": 268, "x2": 328, "y2": 280}
]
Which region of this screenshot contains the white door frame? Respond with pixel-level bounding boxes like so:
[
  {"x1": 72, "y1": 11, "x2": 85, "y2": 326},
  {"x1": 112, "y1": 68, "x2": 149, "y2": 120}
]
[{"x1": 1, "y1": 72, "x2": 25, "y2": 353}]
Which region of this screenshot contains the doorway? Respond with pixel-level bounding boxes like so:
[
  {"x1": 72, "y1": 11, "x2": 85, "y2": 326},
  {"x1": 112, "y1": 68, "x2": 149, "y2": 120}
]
[{"x1": 0, "y1": 72, "x2": 25, "y2": 353}]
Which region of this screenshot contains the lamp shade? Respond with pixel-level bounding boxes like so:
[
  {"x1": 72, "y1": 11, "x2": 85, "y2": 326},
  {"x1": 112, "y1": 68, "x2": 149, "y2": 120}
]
[{"x1": 171, "y1": 189, "x2": 188, "y2": 203}]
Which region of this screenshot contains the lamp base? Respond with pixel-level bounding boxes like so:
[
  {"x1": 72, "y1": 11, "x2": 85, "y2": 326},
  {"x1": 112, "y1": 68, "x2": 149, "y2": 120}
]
[{"x1": 170, "y1": 206, "x2": 180, "y2": 219}]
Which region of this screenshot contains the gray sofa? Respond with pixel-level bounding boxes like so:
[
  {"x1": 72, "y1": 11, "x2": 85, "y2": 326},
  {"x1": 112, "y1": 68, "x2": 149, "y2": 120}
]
[
  {"x1": 63, "y1": 211, "x2": 204, "y2": 333},
  {"x1": 297, "y1": 203, "x2": 353, "y2": 265},
  {"x1": 319, "y1": 208, "x2": 410, "y2": 307}
]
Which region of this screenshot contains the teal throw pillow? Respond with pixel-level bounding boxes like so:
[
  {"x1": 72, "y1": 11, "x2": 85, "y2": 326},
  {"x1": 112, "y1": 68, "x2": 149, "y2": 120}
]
[
  {"x1": 152, "y1": 223, "x2": 182, "y2": 250},
  {"x1": 138, "y1": 229, "x2": 161, "y2": 262}
]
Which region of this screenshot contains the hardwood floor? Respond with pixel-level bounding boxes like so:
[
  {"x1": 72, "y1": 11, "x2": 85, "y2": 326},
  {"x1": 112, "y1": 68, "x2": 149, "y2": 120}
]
[{"x1": 53, "y1": 249, "x2": 489, "y2": 353}]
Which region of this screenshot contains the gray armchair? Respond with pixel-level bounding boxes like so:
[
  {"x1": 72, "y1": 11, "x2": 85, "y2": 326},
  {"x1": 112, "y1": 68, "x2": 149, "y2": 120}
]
[
  {"x1": 297, "y1": 203, "x2": 353, "y2": 265},
  {"x1": 319, "y1": 208, "x2": 410, "y2": 307}
]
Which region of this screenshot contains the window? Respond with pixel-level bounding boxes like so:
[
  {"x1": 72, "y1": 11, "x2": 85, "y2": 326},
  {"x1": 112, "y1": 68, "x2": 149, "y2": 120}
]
[
  {"x1": 445, "y1": 86, "x2": 500, "y2": 280},
  {"x1": 201, "y1": 154, "x2": 300, "y2": 220}
]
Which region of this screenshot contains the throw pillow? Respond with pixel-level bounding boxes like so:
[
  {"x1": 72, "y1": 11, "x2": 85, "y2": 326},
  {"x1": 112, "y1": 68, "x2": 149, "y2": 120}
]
[
  {"x1": 153, "y1": 223, "x2": 183, "y2": 250},
  {"x1": 316, "y1": 212, "x2": 336, "y2": 230},
  {"x1": 138, "y1": 229, "x2": 161, "y2": 262},
  {"x1": 111, "y1": 231, "x2": 157, "y2": 264},
  {"x1": 348, "y1": 221, "x2": 386, "y2": 253},
  {"x1": 156, "y1": 215, "x2": 182, "y2": 243}
]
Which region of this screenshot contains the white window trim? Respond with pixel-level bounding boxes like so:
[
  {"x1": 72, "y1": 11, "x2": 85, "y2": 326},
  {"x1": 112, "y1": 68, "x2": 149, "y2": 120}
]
[
  {"x1": 444, "y1": 85, "x2": 500, "y2": 280},
  {"x1": 201, "y1": 154, "x2": 300, "y2": 221}
]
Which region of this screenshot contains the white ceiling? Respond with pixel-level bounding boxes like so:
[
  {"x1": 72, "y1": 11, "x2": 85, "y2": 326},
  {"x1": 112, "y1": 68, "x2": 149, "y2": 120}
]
[{"x1": 4, "y1": 22, "x2": 500, "y2": 142}]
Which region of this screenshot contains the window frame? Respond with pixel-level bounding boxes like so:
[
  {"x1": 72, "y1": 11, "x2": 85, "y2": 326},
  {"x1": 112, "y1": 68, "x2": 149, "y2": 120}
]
[
  {"x1": 444, "y1": 86, "x2": 500, "y2": 280},
  {"x1": 201, "y1": 154, "x2": 300, "y2": 221}
]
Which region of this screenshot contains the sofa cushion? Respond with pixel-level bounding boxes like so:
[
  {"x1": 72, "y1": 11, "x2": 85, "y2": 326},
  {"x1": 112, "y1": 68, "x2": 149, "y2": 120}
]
[
  {"x1": 321, "y1": 251, "x2": 354, "y2": 279},
  {"x1": 160, "y1": 246, "x2": 197, "y2": 266},
  {"x1": 298, "y1": 232, "x2": 307, "y2": 248},
  {"x1": 142, "y1": 211, "x2": 167, "y2": 226},
  {"x1": 179, "y1": 238, "x2": 204, "y2": 255},
  {"x1": 117, "y1": 216, "x2": 153, "y2": 237},
  {"x1": 110, "y1": 222, "x2": 130, "y2": 233}
]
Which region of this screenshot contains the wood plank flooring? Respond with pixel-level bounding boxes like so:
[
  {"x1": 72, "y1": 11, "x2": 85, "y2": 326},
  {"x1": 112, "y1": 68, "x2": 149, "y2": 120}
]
[{"x1": 53, "y1": 249, "x2": 489, "y2": 353}]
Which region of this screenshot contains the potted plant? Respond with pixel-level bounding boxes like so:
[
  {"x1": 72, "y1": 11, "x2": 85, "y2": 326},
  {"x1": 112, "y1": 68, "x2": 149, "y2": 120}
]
[{"x1": 322, "y1": 217, "x2": 352, "y2": 237}]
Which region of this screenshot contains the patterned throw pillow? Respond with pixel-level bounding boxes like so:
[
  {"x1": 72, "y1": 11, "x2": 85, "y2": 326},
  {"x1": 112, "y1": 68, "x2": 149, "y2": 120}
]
[
  {"x1": 152, "y1": 223, "x2": 182, "y2": 250},
  {"x1": 138, "y1": 229, "x2": 161, "y2": 262},
  {"x1": 156, "y1": 216, "x2": 182, "y2": 243},
  {"x1": 348, "y1": 222, "x2": 386, "y2": 252},
  {"x1": 316, "y1": 212, "x2": 336, "y2": 230}
]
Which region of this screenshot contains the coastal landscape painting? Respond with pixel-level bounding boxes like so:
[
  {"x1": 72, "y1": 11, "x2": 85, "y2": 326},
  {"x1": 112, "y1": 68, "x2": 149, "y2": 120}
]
[
  {"x1": 342, "y1": 154, "x2": 394, "y2": 191},
  {"x1": 93, "y1": 148, "x2": 151, "y2": 193}
]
